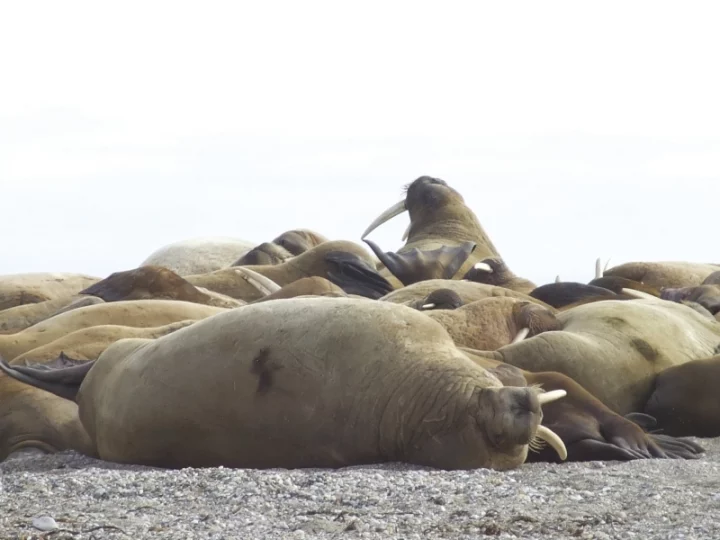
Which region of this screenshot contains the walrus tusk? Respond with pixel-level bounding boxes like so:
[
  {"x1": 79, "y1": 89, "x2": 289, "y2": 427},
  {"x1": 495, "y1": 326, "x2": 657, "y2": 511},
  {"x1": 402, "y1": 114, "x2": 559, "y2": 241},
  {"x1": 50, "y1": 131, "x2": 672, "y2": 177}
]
[
  {"x1": 362, "y1": 200, "x2": 407, "y2": 238},
  {"x1": 401, "y1": 222, "x2": 412, "y2": 241},
  {"x1": 233, "y1": 267, "x2": 282, "y2": 295},
  {"x1": 473, "y1": 262, "x2": 494, "y2": 273},
  {"x1": 511, "y1": 328, "x2": 530, "y2": 343},
  {"x1": 537, "y1": 389, "x2": 567, "y2": 405},
  {"x1": 595, "y1": 258, "x2": 602, "y2": 279},
  {"x1": 535, "y1": 425, "x2": 568, "y2": 460},
  {"x1": 421, "y1": 303, "x2": 435, "y2": 309},
  {"x1": 621, "y1": 288, "x2": 658, "y2": 300},
  {"x1": 555, "y1": 275, "x2": 561, "y2": 283}
]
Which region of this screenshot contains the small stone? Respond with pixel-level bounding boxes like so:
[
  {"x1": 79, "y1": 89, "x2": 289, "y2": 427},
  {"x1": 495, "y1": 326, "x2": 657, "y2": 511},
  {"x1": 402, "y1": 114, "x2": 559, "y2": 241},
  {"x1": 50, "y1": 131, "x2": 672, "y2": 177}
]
[{"x1": 32, "y1": 516, "x2": 58, "y2": 532}]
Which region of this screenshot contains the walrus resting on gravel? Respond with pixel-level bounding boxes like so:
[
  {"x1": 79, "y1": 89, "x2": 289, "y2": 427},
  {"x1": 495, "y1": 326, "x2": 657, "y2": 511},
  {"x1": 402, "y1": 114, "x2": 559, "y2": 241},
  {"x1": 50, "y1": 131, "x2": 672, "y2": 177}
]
[
  {"x1": 0, "y1": 298, "x2": 705, "y2": 468},
  {"x1": 0, "y1": 298, "x2": 569, "y2": 470}
]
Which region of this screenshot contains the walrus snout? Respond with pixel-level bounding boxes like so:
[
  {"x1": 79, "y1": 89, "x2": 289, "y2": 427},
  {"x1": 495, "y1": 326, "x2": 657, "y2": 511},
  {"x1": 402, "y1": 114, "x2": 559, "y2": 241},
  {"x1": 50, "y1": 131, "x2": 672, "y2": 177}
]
[{"x1": 479, "y1": 387, "x2": 567, "y2": 461}]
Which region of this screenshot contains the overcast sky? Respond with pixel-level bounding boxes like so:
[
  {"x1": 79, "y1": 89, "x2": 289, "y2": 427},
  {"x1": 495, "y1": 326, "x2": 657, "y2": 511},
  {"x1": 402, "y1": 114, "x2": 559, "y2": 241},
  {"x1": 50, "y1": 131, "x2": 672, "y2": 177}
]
[{"x1": 2, "y1": 1, "x2": 718, "y2": 286}]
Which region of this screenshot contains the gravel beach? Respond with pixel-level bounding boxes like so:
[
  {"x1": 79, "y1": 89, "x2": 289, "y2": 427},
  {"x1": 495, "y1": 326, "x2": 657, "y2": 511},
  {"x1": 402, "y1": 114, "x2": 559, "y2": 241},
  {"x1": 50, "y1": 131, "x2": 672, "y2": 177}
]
[{"x1": 2, "y1": 438, "x2": 719, "y2": 540}]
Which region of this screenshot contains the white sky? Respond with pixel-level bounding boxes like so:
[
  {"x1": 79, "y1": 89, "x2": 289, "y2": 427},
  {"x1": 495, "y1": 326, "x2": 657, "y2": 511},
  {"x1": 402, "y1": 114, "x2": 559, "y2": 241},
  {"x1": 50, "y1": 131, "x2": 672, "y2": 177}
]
[{"x1": 1, "y1": 1, "x2": 719, "y2": 286}]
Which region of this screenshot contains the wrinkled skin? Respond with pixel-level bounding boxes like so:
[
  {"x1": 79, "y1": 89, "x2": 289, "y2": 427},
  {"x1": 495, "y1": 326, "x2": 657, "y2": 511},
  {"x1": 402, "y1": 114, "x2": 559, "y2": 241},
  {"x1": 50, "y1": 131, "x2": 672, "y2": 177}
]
[
  {"x1": 603, "y1": 261, "x2": 720, "y2": 289},
  {"x1": 0, "y1": 300, "x2": 226, "y2": 362},
  {"x1": 187, "y1": 240, "x2": 377, "y2": 302},
  {"x1": 463, "y1": 257, "x2": 536, "y2": 294},
  {"x1": 481, "y1": 299, "x2": 720, "y2": 417},
  {"x1": 362, "y1": 176, "x2": 504, "y2": 281},
  {"x1": 427, "y1": 297, "x2": 561, "y2": 350},
  {"x1": 0, "y1": 273, "x2": 100, "y2": 312},
  {"x1": 4, "y1": 298, "x2": 562, "y2": 471},
  {"x1": 460, "y1": 348, "x2": 704, "y2": 462},
  {"x1": 645, "y1": 354, "x2": 720, "y2": 437}
]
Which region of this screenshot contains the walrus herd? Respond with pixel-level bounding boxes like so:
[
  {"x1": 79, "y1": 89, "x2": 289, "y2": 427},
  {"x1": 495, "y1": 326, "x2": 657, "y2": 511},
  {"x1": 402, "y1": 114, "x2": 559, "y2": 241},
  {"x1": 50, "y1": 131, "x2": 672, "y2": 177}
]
[{"x1": 0, "y1": 175, "x2": 717, "y2": 471}]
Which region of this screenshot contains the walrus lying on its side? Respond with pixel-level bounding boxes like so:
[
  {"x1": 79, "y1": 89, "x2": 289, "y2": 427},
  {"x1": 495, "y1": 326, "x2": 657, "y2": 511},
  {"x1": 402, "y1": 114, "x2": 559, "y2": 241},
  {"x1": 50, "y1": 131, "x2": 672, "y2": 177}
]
[{"x1": 0, "y1": 298, "x2": 703, "y2": 469}]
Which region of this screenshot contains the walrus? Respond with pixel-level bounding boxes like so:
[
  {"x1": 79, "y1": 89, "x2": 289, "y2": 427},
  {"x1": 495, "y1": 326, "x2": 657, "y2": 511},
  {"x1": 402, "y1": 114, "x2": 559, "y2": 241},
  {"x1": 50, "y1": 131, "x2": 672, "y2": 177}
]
[
  {"x1": 459, "y1": 347, "x2": 703, "y2": 462},
  {"x1": 249, "y1": 276, "x2": 349, "y2": 303},
  {"x1": 186, "y1": 240, "x2": 382, "y2": 302},
  {"x1": 361, "y1": 176, "x2": 504, "y2": 280},
  {"x1": 0, "y1": 298, "x2": 569, "y2": 470},
  {"x1": 0, "y1": 300, "x2": 227, "y2": 362},
  {"x1": 380, "y1": 279, "x2": 555, "y2": 311},
  {"x1": 703, "y1": 271, "x2": 720, "y2": 285},
  {"x1": 0, "y1": 272, "x2": 100, "y2": 311},
  {"x1": 11, "y1": 320, "x2": 199, "y2": 365},
  {"x1": 139, "y1": 236, "x2": 256, "y2": 276},
  {"x1": 426, "y1": 297, "x2": 562, "y2": 350},
  {"x1": 644, "y1": 354, "x2": 720, "y2": 437},
  {"x1": 462, "y1": 258, "x2": 537, "y2": 295},
  {"x1": 0, "y1": 372, "x2": 94, "y2": 461},
  {"x1": 1, "y1": 297, "x2": 703, "y2": 466},
  {"x1": 529, "y1": 282, "x2": 621, "y2": 309},
  {"x1": 603, "y1": 261, "x2": 720, "y2": 289},
  {"x1": 466, "y1": 299, "x2": 720, "y2": 419},
  {"x1": 233, "y1": 229, "x2": 329, "y2": 266},
  {"x1": 411, "y1": 289, "x2": 465, "y2": 311},
  {"x1": 78, "y1": 265, "x2": 245, "y2": 309},
  {"x1": 660, "y1": 284, "x2": 720, "y2": 315},
  {"x1": 0, "y1": 295, "x2": 105, "y2": 334}
]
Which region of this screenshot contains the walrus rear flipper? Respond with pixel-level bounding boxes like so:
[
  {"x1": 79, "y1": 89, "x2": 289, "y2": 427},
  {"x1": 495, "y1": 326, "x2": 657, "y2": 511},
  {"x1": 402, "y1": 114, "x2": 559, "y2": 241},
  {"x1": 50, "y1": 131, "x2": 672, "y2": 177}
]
[
  {"x1": 0, "y1": 352, "x2": 93, "y2": 401},
  {"x1": 324, "y1": 251, "x2": 394, "y2": 299},
  {"x1": 363, "y1": 239, "x2": 476, "y2": 286},
  {"x1": 529, "y1": 282, "x2": 618, "y2": 309}
]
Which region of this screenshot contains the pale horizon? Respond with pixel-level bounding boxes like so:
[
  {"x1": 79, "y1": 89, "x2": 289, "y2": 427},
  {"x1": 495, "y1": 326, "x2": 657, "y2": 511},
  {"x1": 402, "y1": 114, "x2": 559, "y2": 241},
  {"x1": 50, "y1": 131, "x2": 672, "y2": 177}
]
[{"x1": 2, "y1": 1, "x2": 719, "y2": 287}]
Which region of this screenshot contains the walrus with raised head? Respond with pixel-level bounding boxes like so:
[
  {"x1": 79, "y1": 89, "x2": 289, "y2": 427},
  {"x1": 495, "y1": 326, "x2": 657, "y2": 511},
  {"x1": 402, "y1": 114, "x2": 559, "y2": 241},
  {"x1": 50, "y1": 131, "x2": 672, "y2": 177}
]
[{"x1": 361, "y1": 176, "x2": 504, "y2": 280}]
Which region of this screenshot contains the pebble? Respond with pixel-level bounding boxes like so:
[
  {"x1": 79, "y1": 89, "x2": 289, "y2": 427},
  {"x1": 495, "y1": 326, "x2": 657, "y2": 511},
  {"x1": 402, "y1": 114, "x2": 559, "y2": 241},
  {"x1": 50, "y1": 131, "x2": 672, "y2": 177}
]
[{"x1": 0, "y1": 440, "x2": 718, "y2": 539}]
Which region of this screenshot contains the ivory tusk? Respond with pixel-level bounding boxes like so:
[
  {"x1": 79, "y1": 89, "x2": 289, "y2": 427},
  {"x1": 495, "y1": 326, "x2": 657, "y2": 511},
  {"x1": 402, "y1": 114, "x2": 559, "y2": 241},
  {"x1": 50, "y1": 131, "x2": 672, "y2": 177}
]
[
  {"x1": 401, "y1": 221, "x2": 412, "y2": 242},
  {"x1": 473, "y1": 262, "x2": 494, "y2": 273},
  {"x1": 511, "y1": 327, "x2": 530, "y2": 343},
  {"x1": 595, "y1": 258, "x2": 602, "y2": 279},
  {"x1": 233, "y1": 267, "x2": 282, "y2": 295},
  {"x1": 537, "y1": 389, "x2": 567, "y2": 405},
  {"x1": 535, "y1": 425, "x2": 568, "y2": 461},
  {"x1": 555, "y1": 275, "x2": 561, "y2": 283},
  {"x1": 421, "y1": 303, "x2": 436, "y2": 309},
  {"x1": 361, "y1": 200, "x2": 407, "y2": 239},
  {"x1": 621, "y1": 288, "x2": 658, "y2": 300}
]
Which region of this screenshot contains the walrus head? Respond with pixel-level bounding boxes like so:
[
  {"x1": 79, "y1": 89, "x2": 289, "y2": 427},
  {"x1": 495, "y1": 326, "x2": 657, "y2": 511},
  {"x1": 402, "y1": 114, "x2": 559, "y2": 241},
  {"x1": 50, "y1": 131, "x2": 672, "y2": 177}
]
[
  {"x1": 232, "y1": 242, "x2": 294, "y2": 266},
  {"x1": 661, "y1": 285, "x2": 720, "y2": 315},
  {"x1": 415, "y1": 288, "x2": 464, "y2": 311},
  {"x1": 273, "y1": 229, "x2": 327, "y2": 256}
]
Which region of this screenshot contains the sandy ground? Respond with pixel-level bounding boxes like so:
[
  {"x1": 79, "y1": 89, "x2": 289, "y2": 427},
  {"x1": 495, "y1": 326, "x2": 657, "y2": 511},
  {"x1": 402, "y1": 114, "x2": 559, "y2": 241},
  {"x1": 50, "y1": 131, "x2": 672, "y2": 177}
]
[{"x1": 2, "y1": 438, "x2": 719, "y2": 540}]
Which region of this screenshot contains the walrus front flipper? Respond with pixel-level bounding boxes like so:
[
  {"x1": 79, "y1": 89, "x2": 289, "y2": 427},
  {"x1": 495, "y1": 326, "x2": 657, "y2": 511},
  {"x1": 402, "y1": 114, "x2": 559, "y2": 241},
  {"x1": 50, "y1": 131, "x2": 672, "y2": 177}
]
[
  {"x1": 363, "y1": 239, "x2": 476, "y2": 286},
  {"x1": 324, "y1": 251, "x2": 394, "y2": 299},
  {"x1": 0, "y1": 352, "x2": 93, "y2": 401}
]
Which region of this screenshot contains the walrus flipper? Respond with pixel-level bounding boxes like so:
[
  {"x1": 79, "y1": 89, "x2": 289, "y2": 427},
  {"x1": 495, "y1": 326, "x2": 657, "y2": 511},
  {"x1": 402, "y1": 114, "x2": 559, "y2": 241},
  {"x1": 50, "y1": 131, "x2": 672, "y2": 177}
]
[
  {"x1": 324, "y1": 251, "x2": 394, "y2": 299},
  {"x1": 529, "y1": 282, "x2": 618, "y2": 309},
  {"x1": 363, "y1": 239, "x2": 476, "y2": 286},
  {"x1": 0, "y1": 352, "x2": 93, "y2": 401}
]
